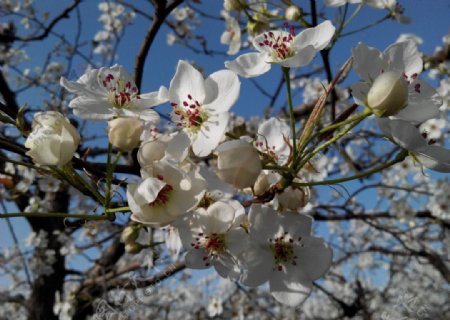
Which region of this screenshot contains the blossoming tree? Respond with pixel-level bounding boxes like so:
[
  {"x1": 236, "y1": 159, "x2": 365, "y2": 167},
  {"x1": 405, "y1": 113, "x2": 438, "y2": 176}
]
[{"x1": 0, "y1": 0, "x2": 449, "y2": 319}]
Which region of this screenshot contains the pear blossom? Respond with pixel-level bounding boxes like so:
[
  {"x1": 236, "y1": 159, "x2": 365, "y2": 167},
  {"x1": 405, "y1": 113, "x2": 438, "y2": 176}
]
[
  {"x1": 60, "y1": 64, "x2": 168, "y2": 123},
  {"x1": 177, "y1": 201, "x2": 247, "y2": 279},
  {"x1": 206, "y1": 297, "x2": 223, "y2": 318},
  {"x1": 127, "y1": 161, "x2": 206, "y2": 227},
  {"x1": 378, "y1": 118, "x2": 450, "y2": 172},
  {"x1": 25, "y1": 111, "x2": 80, "y2": 166},
  {"x1": 225, "y1": 20, "x2": 335, "y2": 78},
  {"x1": 351, "y1": 41, "x2": 442, "y2": 124},
  {"x1": 427, "y1": 179, "x2": 450, "y2": 220},
  {"x1": 241, "y1": 205, "x2": 332, "y2": 306},
  {"x1": 169, "y1": 60, "x2": 240, "y2": 157}
]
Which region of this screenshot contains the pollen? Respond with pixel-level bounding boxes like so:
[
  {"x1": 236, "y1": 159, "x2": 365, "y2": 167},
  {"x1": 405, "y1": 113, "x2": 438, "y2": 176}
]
[{"x1": 171, "y1": 93, "x2": 208, "y2": 133}]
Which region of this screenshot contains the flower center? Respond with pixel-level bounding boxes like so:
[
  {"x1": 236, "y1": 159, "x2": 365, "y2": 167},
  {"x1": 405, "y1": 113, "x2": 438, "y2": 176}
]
[
  {"x1": 171, "y1": 94, "x2": 208, "y2": 133},
  {"x1": 257, "y1": 29, "x2": 295, "y2": 61},
  {"x1": 255, "y1": 140, "x2": 279, "y2": 161},
  {"x1": 191, "y1": 232, "x2": 227, "y2": 266},
  {"x1": 269, "y1": 232, "x2": 299, "y2": 271},
  {"x1": 197, "y1": 193, "x2": 216, "y2": 209},
  {"x1": 101, "y1": 73, "x2": 139, "y2": 109},
  {"x1": 149, "y1": 175, "x2": 173, "y2": 207}
]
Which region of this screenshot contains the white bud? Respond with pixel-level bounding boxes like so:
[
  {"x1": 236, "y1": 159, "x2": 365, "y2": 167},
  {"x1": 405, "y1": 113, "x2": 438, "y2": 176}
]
[
  {"x1": 216, "y1": 140, "x2": 262, "y2": 189},
  {"x1": 276, "y1": 185, "x2": 311, "y2": 211},
  {"x1": 367, "y1": 71, "x2": 409, "y2": 116},
  {"x1": 108, "y1": 117, "x2": 144, "y2": 152},
  {"x1": 285, "y1": 6, "x2": 301, "y2": 21},
  {"x1": 25, "y1": 111, "x2": 80, "y2": 166},
  {"x1": 253, "y1": 172, "x2": 271, "y2": 196}
]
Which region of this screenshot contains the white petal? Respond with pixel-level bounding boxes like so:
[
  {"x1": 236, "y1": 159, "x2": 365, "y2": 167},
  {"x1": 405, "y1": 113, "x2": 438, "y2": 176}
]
[
  {"x1": 350, "y1": 81, "x2": 371, "y2": 106},
  {"x1": 394, "y1": 80, "x2": 442, "y2": 124},
  {"x1": 292, "y1": 20, "x2": 335, "y2": 51},
  {"x1": 69, "y1": 97, "x2": 115, "y2": 120},
  {"x1": 192, "y1": 112, "x2": 229, "y2": 157},
  {"x1": 386, "y1": 119, "x2": 428, "y2": 150},
  {"x1": 169, "y1": 60, "x2": 206, "y2": 104},
  {"x1": 225, "y1": 52, "x2": 271, "y2": 78},
  {"x1": 199, "y1": 201, "x2": 235, "y2": 234},
  {"x1": 279, "y1": 45, "x2": 317, "y2": 68},
  {"x1": 225, "y1": 228, "x2": 248, "y2": 257},
  {"x1": 385, "y1": 41, "x2": 422, "y2": 78},
  {"x1": 240, "y1": 243, "x2": 273, "y2": 287},
  {"x1": 293, "y1": 237, "x2": 333, "y2": 280},
  {"x1": 135, "y1": 177, "x2": 166, "y2": 206},
  {"x1": 280, "y1": 213, "x2": 313, "y2": 238},
  {"x1": 269, "y1": 267, "x2": 312, "y2": 307},
  {"x1": 138, "y1": 86, "x2": 169, "y2": 106},
  {"x1": 131, "y1": 205, "x2": 173, "y2": 227},
  {"x1": 203, "y1": 69, "x2": 240, "y2": 114},
  {"x1": 164, "y1": 131, "x2": 190, "y2": 163},
  {"x1": 122, "y1": 108, "x2": 160, "y2": 124},
  {"x1": 248, "y1": 205, "x2": 280, "y2": 243},
  {"x1": 185, "y1": 248, "x2": 210, "y2": 269},
  {"x1": 25, "y1": 133, "x2": 61, "y2": 165},
  {"x1": 352, "y1": 42, "x2": 386, "y2": 82},
  {"x1": 256, "y1": 117, "x2": 291, "y2": 164},
  {"x1": 198, "y1": 166, "x2": 235, "y2": 201},
  {"x1": 60, "y1": 69, "x2": 103, "y2": 98},
  {"x1": 416, "y1": 145, "x2": 450, "y2": 173}
]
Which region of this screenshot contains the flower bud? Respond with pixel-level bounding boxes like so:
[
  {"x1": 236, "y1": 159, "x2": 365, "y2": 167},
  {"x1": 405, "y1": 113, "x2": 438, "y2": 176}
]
[
  {"x1": 253, "y1": 172, "x2": 271, "y2": 196},
  {"x1": 125, "y1": 242, "x2": 143, "y2": 254},
  {"x1": 367, "y1": 71, "x2": 409, "y2": 117},
  {"x1": 120, "y1": 225, "x2": 140, "y2": 244},
  {"x1": 285, "y1": 6, "x2": 301, "y2": 21},
  {"x1": 108, "y1": 117, "x2": 144, "y2": 152},
  {"x1": 25, "y1": 111, "x2": 80, "y2": 166},
  {"x1": 224, "y1": 0, "x2": 245, "y2": 11},
  {"x1": 216, "y1": 140, "x2": 262, "y2": 189},
  {"x1": 276, "y1": 185, "x2": 311, "y2": 211}
]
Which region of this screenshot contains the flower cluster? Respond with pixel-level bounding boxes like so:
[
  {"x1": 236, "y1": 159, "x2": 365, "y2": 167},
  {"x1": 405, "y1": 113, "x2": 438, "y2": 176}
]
[{"x1": 14, "y1": 4, "x2": 447, "y2": 312}]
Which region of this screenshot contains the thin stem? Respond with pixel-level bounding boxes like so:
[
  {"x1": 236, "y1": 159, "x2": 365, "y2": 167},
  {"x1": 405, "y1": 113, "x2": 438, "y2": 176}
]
[
  {"x1": 105, "y1": 148, "x2": 122, "y2": 211},
  {"x1": 293, "y1": 150, "x2": 408, "y2": 186},
  {"x1": 297, "y1": 109, "x2": 372, "y2": 170},
  {"x1": 57, "y1": 164, "x2": 105, "y2": 204},
  {"x1": 306, "y1": 108, "x2": 372, "y2": 146},
  {"x1": 0, "y1": 212, "x2": 111, "y2": 220},
  {"x1": 282, "y1": 67, "x2": 297, "y2": 161},
  {"x1": 105, "y1": 206, "x2": 130, "y2": 213},
  {"x1": 0, "y1": 200, "x2": 32, "y2": 286},
  {"x1": 343, "y1": 4, "x2": 363, "y2": 29},
  {"x1": 341, "y1": 15, "x2": 390, "y2": 37}
]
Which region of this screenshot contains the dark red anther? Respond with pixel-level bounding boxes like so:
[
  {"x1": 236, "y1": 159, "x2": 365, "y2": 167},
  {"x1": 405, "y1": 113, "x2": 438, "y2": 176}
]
[{"x1": 414, "y1": 83, "x2": 421, "y2": 93}]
